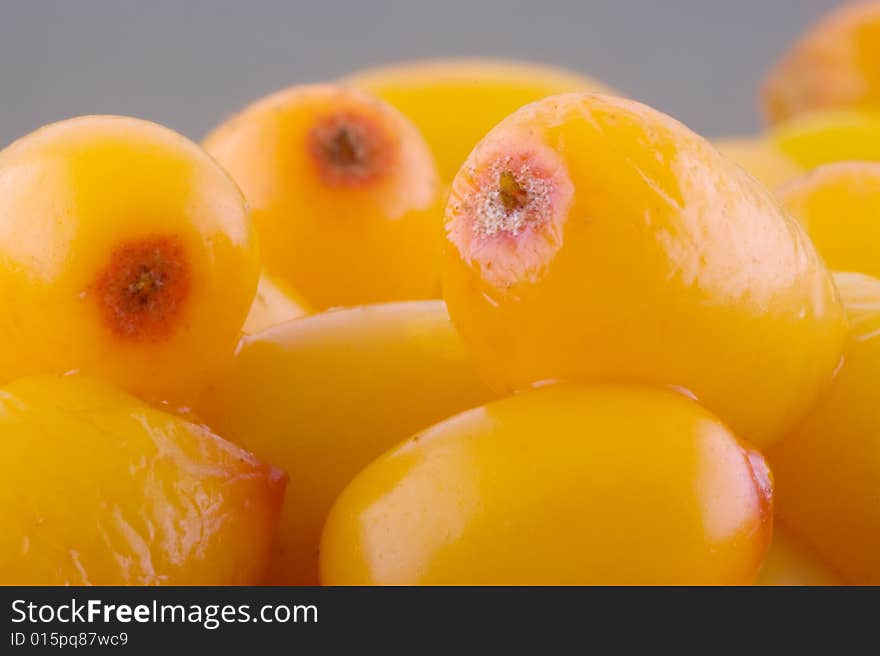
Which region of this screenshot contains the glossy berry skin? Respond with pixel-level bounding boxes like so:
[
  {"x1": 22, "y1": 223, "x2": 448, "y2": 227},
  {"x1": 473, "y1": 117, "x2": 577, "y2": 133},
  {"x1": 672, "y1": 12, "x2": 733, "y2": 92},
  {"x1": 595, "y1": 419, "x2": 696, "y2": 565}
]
[
  {"x1": 763, "y1": 2, "x2": 880, "y2": 124},
  {"x1": 756, "y1": 523, "x2": 840, "y2": 586},
  {"x1": 0, "y1": 374, "x2": 285, "y2": 585},
  {"x1": 0, "y1": 115, "x2": 259, "y2": 405},
  {"x1": 778, "y1": 161, "x2": 880, "y2": 278},
  {"x1": 195, "y1": 301, "x2": 496, "y2": 585},
  {"x1": 320, "y1": 385, "x2": 773, "y2": 586},
  {"x1": 204, "y1": 84, "x2": 444, "y2": 311},
  {"x1": 343, "y1": 58, "x2": 613, "y2": 183},
  {"x1": 442, "y1": 93, "x2": 846, "y2": 448},
  {"x1": 768, "y1": 273, "x2": 880, "y2": 585}
]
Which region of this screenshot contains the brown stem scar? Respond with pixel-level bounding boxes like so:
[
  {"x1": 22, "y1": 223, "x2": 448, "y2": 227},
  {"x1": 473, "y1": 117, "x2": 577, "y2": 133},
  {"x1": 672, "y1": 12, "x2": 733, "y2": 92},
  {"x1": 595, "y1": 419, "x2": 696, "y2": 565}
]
[
  {"x1": 324, "y1": 126, "x2": 361, "y2": 167},
  {"x1": 93, "y1": 236, "x2": 191, "y2": 342},
  {"x1": 307, "y1": 112, "x2": 394, "y2": 187}
]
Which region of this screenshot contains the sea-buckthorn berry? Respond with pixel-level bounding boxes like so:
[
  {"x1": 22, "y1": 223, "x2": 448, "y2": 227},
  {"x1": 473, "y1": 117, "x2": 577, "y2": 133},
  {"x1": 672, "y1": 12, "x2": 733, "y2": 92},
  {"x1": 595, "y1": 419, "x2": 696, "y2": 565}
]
[
  {"x1": 442, "y1": 93, "x2": 846, "y2": 448},
  {"x1": 0, "y1": 115, "x2": 259, "y2": 404},
  {"x1": 195, "y1": 301, "x2": 496, "y2": 585},
  {"x1": 204, "y1": 84, "x2": 444, "y2": 311},
  {"x1": 763, "y1": 2, "x2": 880, "y2": 124},
  {"x1": 0, "y1": 374, "x2": 285, "y2": 585},
  {"x1": 320, "y1": 385, "x2": 773, "y2": 585},
  {"x1": 768, "y1": 273, "x2": 880, "y2": 584},
  {"x1": 778, "y1": 161, "x2": 880, "y2": 278}
]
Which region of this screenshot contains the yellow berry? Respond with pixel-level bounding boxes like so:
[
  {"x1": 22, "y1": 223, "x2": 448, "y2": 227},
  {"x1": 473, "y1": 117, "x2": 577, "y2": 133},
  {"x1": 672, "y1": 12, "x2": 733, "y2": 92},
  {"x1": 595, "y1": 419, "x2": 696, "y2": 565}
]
[
  {"x1": 0, "y1": 115, "x2": 259, "y2": 404},
  {"x1": 0, "y1": 374, "x2": 285, "y2": 585},
  {"x1": 442, "y1": 93, "x2": 845, "y2": 448},
  {"x1": 778, "y1": 161, "x2": 880, "y2": 278},
  {"x1": 195, "y1": 301, "x2": 496, "y2": 584},
  {"x1": 768, "y1": 272, "x2": 880, "y2": 584},
  {"x1": 204, "y1": 85, "x2": 444, "y2": 310},
  {"x1": 320, "y1": 385, "x2": 773, "y2": 585},
  {"x1": 763, "y1": 2, "x2": 880, "y2": 123}
]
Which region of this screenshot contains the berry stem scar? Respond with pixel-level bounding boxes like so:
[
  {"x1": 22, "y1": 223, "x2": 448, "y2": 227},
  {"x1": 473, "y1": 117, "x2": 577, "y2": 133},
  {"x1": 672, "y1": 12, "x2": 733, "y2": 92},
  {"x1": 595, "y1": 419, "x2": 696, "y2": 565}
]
[
  {"x1": 93, "y1": 236, "x2": 190, "y2": 342},
  {"x1": 307, "y1": 112, "x2": 394, "y2": 187}
]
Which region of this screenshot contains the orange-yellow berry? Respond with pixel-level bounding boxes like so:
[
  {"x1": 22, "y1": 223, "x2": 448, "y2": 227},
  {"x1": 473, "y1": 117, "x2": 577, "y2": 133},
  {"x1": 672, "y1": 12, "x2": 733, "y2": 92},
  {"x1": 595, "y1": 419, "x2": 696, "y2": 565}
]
[
  {"x1": 442, "y1": 93, "x2": 846, "y2": 448},
  {"x1": 768, "y1": 273, "x2": 880, "y2": 584},
  {"x1": 320, "y1": 385, "x2": 773, "y2": 585},
  {"x1": 763, "y1": 2, "x2": 880, "y2": 123},
  {"x1": 777, "y1": 161, "x2": 880, "y2": 278},
  {"x1": 0, "y1": 374, "x2": 285, "y2": 585},
  {"x1": 204, "y1": 84, "x2": 444, "y2": 310},
  {"x1": 0, "y1": 115, "x2": 259, "y2": 404},
  {"x1": 195, "y1": 301, "x2": 496, "y2": 584}
]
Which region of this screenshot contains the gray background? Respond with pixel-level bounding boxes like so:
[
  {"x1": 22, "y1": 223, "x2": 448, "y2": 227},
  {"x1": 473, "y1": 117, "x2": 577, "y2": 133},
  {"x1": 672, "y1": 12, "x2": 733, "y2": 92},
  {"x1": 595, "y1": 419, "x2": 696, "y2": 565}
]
[{"x1": 0, "y1": 0, "x2": 842, "y2": 146}]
